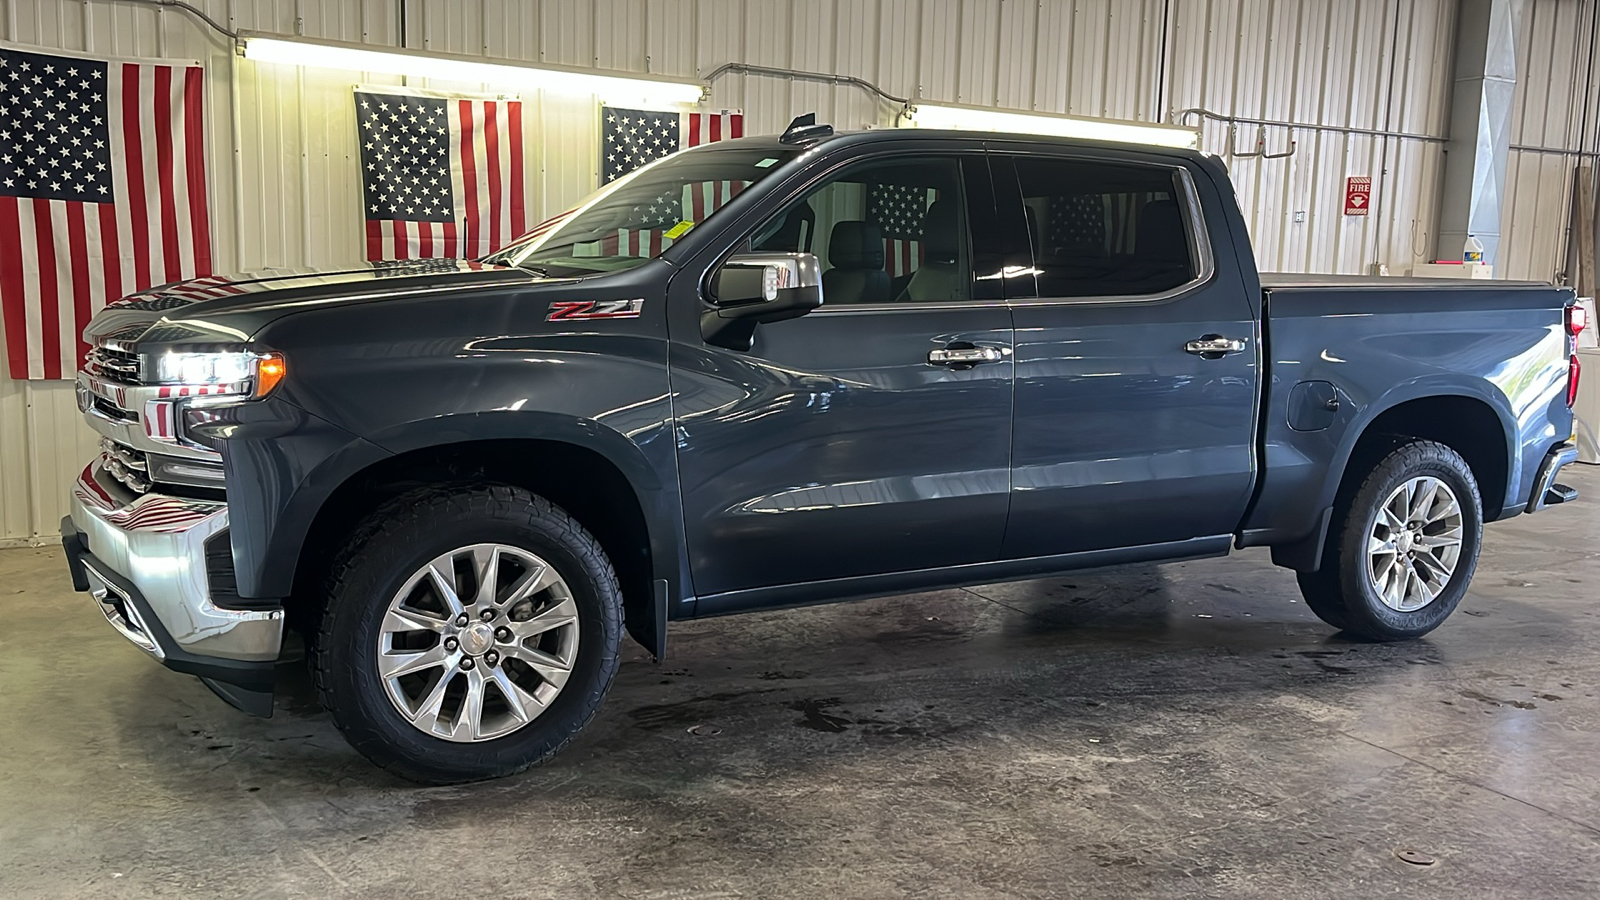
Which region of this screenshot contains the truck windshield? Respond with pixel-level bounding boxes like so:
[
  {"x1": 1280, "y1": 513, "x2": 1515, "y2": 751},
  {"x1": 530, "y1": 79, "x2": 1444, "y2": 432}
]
[{"x1": 485, "y1": 146, "x2": 799, "y2": 276}]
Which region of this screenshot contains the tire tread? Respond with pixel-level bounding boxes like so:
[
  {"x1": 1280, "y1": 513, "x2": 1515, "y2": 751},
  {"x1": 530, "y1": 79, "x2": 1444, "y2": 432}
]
[
  {"x1": 312, "y1": 484, "x2": 622, "y2": 784},
  {"x1": 1297, "y1": 439, "x2": 1482, "y2": 641}
]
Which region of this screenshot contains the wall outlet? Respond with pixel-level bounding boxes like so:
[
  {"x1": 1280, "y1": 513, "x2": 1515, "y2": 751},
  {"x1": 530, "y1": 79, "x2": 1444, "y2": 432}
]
[{"x1": 1293, "y1": 211, "x2": 1307, "y2": 223}]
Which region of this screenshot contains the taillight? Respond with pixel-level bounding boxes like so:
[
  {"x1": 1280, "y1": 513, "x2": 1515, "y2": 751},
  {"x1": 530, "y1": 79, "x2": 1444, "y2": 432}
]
[
  {"x1": 1571, "y1": 355, "x2": 1582, "y2": 407},
  {"x1": 1569, "y1": 303, "x2": 1588, "y2": 338}
]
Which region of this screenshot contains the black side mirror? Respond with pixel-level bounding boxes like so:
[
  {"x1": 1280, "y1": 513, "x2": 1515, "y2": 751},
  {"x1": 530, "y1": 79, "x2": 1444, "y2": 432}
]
[{"x1": 701, "y1": 252, "x2": 824, "y2": 351}]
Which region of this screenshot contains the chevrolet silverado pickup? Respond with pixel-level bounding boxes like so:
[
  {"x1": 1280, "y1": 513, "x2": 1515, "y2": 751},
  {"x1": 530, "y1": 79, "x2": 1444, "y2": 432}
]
[{"x1": 62, "y1": 118, "x2": 1586, "y2": 783}]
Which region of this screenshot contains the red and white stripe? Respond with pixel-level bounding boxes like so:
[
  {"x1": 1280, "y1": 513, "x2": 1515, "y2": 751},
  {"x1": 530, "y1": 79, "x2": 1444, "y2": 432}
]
[
  {"x1": 684, "y1": 110, "x2": 743, "y2": 147},
  {"x1": 882, "y1": 188, "x2": 941, "y2": 279},
  {"x1": 599, "y1": 228, "x2": 672, "y2": 258},
  {"x1": 365, "y1": 96, "x2": 525, "y2": 262},
  {"x1": 143, "y1": 384, "x2": 229, "y2": 440},
  {"x1": 82, "y1": 374, "x2": 129, "y2": 410},
  {"x1": 518, "y1": 209, "x2": 574, "y2": 244},
  {"x1": 569, "y1": 112, "x2": 745, "y2": 259},
  {"x1": 98, "y1": 493, "x2": 215, "y2": 531},
  {"x1": 596, "y1": 181, "x2": 751, "y2": 258},
  {"x1": 157, "y1": 273, "x2": 246, "y2": 302},
  {"x1": 884, "y1": 240, "x2": 924, "y2": 279},
  {"x1": 683, "y1": 180, "x2": 748, "y2": 222},
  {"x1": 1, "y1": 54, "x2": 212, "y2": 381},
  {"x1": 74, "y1": 464, "x2": 218, "y2": 533}
]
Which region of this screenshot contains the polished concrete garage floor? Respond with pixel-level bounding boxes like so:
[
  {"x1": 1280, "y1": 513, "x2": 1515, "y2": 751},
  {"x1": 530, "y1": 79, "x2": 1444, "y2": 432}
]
[{"x1": 2, "y1": 467, "x2": 1598, "y2": 898}]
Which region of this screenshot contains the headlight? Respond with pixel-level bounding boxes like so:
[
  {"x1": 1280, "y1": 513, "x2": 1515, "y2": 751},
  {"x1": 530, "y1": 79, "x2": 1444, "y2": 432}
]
[
  {"x1": 156, "y1": 351, "x2": 255, "y2": 385},
  {"x1": 153, "y1": 350, "x2": 287, "y2": 398}
]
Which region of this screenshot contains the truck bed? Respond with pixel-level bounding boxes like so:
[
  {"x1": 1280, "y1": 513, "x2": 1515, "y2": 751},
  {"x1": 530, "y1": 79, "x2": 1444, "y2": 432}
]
[
  {"x1": 1243, "y1": 274, "x2": 1576, "y2": 566},
  {"x1": 1260, "y1": 272, "x2": 1552, "y2": 290}
]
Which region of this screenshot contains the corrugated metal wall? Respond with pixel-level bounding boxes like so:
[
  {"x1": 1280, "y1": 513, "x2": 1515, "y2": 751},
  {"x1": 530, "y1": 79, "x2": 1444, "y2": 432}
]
[
  {"x1": 0, "y1": 0, "x2": 1591, "y2": 543},
  {"x1": 1502, "y1": 0, "x2": 1600, "y2": 282}
]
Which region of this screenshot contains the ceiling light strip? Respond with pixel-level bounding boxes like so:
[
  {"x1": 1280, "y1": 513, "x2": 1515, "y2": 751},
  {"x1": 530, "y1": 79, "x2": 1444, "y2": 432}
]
[
  {"x1": 905, "y1": 102, "x2": 1200, "y2": 149},
  {"x1": 239, "y1": 33, "x2": 706, "y2": 107}
]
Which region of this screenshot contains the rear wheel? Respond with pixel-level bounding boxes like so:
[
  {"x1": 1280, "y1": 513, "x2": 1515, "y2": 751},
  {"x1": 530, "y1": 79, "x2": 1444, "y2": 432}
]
[
  {"x1": 315, "y1": 485, "x2": 623, "y2": 783},
  {"x1": 1296, "y1": 440, "x2": 1482, "y2": 641}
]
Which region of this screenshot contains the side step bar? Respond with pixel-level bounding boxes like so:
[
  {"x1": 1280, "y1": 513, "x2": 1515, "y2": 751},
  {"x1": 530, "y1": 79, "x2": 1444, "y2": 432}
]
[{"x1": 1527, "y1": 442, "x2": 1580, "y2": 514}]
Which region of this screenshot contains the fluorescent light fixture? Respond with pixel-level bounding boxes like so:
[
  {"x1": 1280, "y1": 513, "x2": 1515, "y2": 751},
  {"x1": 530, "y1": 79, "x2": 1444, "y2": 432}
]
[
  {"x1": 905, "y1": 102, "x2": 1199, "y2": 149},
  {"x1": 240, "y1": 33, "x2": 705, "y2": 107}
]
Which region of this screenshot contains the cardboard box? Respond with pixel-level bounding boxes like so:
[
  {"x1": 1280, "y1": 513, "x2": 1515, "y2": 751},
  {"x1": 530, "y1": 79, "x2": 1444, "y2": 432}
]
[{"x1": 1410, "y1": 262, "x2": 1494, "y2": 279}]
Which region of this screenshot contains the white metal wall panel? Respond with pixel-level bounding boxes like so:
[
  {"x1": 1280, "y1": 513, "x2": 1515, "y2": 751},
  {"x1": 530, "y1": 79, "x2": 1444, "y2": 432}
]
[
  {"x1": 1168, "y1": 0, "x2": 1455, "y2": 277},
  {"x1": 1501, "y1": 0, "x2": 1598, "y2": 283},
  {"x1": 0, "y1": 0, "x2": 1592, "y2": 543}
]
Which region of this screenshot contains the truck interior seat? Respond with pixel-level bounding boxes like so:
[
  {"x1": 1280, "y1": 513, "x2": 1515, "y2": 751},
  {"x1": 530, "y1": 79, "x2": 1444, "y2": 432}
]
[
  {"x1": 1024, "y1": 205, "x2": 1041, "y2": 256},
  {"x1": 1122, "y1": 198, "x2": 1191, "y2": 292},
  {"x1": 1037, "y1": 195, "x2": 1112, "y2": 284},
  {"x1": 753, "y1": 202, "x2": 815, "y2": 254},
  {"x1": 821, "y1": 220, "x2": 890, "y2": 305},
  {"x1": 898, "y1": 200, "x2": 966, "y2": 302}
]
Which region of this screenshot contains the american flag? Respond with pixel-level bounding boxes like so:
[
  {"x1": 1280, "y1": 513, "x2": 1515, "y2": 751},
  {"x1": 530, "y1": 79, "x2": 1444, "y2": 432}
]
[
  {"x1": 0, "y1": 46, "x2": 212, "y2": 381},
  {"x1": 869, "y1": 184, "x2": 939, "y2": 278},
  {"x1": 520, "y1": 209, "x2": 574, "y2": 244},
  {"x1": 1045, "y1": 194, "x2": 1107, "y2": 256},
  {"x1": 1045, "y1": 192, "x2": 1163, "y2": 256},
  {"x1": 585, "y1": 107, "x2": 744, "y2": 257},
  {"x1": 577, "y1": 180, "x2": 750, "y2": 258},
  {"x1": 602, "y1": 107, "x2": 743, "y2": 183},
  {"x1": 356, "y1": 88, "x2": 525, "y2": 261}
]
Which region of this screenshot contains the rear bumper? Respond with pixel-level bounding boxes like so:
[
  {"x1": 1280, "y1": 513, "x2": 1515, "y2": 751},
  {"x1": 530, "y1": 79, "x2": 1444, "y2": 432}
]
[
  {"x1": 62, "y1": 461, "x2": 282, "y2": 715},
  {"x1": 1526, "y1": 441, "x2": 1581, "y2": 514}
]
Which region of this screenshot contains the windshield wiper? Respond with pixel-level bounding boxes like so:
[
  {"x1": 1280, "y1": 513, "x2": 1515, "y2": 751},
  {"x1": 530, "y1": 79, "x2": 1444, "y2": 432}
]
[{"x1": 484, "y1": 258, "x2": 548, "y2": 277}]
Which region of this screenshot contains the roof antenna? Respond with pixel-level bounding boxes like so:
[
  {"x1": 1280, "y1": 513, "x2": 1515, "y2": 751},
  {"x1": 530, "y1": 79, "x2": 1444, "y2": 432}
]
[{"x1": 780, "y1": 113, "x2": 834, "y2": 144}]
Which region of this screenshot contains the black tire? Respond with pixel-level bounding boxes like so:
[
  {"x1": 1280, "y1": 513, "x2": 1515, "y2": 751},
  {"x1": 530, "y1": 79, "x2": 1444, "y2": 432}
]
[
  {"x1": 1294, "y1": 566, "x2": 1350, "y2": 632},
  {"x1": 1296, "y1": 440, "x2": 1483, "y2": 641},
  {"x1": 315, "y1": 485, "x2": 623, "y2": 784}
]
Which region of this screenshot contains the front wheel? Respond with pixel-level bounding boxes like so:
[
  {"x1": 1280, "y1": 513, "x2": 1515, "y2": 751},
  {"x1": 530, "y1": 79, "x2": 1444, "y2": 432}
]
[
  {"x1": 315, "y1": 486, "x2": 623, "y2": 783},
  {"x1": 1297, "y1": 440, "x2": 1483, "y2": 641}
]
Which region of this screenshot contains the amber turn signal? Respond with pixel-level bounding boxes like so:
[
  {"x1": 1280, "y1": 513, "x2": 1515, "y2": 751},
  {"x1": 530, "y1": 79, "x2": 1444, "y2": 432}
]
[{"x1": 254, "y1": 353, "x2": 287, "y2": 398}]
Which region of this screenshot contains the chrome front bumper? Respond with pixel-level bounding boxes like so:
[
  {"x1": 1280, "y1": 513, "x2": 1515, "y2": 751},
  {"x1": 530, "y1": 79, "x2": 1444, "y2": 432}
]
[{"x1": 64, "y1": 460, "x2": 283, "y2": 664}]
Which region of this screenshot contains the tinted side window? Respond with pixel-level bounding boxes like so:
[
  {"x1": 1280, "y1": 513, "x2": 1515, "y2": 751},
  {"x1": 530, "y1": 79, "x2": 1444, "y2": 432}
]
[
  {"x1": 753, "y1": 157, "x2": 969, "y2": 304},
  {"x1": 1013, "y1": 158, "x2": 1195, "y2": 298}
]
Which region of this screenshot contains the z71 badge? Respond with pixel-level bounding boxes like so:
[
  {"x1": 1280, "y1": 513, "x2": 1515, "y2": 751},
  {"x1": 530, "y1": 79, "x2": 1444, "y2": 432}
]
[{"x1": 546, "y1": 299, "x2": 645, "y2": 321}]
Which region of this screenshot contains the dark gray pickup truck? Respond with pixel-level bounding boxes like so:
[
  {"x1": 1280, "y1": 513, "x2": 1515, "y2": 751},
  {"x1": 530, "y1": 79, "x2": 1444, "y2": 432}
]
[{"x1": 63, "y1": 118, "x2": 1585, "y2": 782}]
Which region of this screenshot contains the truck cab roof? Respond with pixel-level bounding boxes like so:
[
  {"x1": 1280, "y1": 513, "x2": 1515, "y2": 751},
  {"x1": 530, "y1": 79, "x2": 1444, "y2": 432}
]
[{"x1": 688, "y1": 126, "x2": 1211, "y2": 164}]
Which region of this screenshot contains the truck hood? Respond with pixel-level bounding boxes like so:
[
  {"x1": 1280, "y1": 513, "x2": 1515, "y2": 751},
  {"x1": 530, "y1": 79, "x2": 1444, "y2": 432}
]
[{"x1": 85, "y1": 260, "x2": 551, "y2": 345}]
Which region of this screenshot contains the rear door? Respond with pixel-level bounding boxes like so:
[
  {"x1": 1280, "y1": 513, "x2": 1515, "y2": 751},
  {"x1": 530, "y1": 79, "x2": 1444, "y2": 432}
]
[
  {"x1": 668, "y1": 151, "x2": 1016, "y2": 600},
  {"x1": 991, "y1": 151, "x2": 1259, "y2": 558}
]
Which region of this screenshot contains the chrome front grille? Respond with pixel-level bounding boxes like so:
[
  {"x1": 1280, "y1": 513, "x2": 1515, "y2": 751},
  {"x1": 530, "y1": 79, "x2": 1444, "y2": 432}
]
[
  {"x1": 91, "y1": 394, "x2": 137, "y2": 423},
  {"x1": 101, "y1": 438, "x2": 152, "y2": 495},
  {"x1": 86, "y1": 345, "x2": 141, "y2": 384}
]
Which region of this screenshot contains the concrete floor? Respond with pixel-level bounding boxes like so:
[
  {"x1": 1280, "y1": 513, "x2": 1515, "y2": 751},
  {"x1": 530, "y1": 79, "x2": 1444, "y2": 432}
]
[{"x1": 2, "y1": 468, "x2": 1598, "y2": 898}]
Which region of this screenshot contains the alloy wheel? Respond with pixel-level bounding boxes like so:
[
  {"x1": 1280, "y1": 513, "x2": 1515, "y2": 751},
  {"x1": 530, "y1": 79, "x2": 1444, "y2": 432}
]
[
  {"x1": 376, "y1": 543, "x2": 580, "y2": 742},
  {"x1": 1365, "y1": 476, "x2": 1465, "y2": 612}
]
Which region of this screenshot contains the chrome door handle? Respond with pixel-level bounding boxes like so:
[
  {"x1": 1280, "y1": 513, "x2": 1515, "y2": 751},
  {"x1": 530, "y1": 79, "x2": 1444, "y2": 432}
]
[
  {"x1": 928, "y1": 346, "x2": 1004, "y2": 366},
  {"x1": 1184, "y1": 335, "x2": 1247, "y2": 356}
]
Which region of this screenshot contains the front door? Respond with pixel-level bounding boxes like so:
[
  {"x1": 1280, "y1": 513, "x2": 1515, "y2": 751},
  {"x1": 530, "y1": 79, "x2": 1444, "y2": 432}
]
[
  {"x1": 670, "y1": 153, "x2": 1016, "y2": 600},
  {"x1": 991, "y1": 152, "x2": 1260, "y2": 558}
]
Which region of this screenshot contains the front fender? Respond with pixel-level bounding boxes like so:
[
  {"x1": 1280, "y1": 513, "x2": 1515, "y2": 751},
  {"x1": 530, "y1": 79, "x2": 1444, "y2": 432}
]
[
  {"x1": 364, "y1": 410, "x2": 664, "y2": 491},
  {"x1": 204, "y1": 397, "x2": 393, "y2": 600},
  {"x1": 223, "y1": 274, "x2": 683, "y2": 601},
  {"x1": 222, "y1": 406, "x2": 678, "y2": 602}
]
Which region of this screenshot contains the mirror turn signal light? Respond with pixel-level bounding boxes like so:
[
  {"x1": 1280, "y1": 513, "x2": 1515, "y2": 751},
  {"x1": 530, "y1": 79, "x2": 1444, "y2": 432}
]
[{"x1": 255, "y1": 353, "x2": 287, "y2": 398}]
